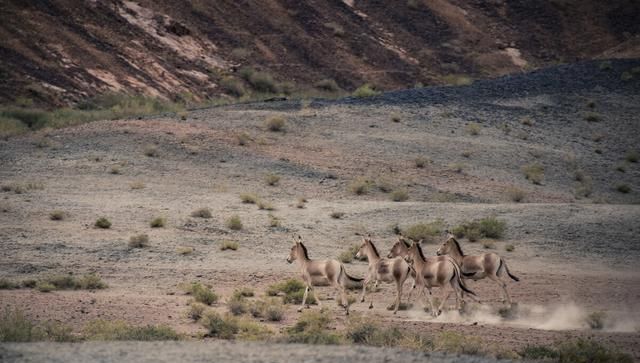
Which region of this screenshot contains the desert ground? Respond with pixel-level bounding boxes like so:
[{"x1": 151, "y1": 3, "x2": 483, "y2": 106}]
[{"x1": 1, "y1": 59, "x2": 639, "y2": 361}]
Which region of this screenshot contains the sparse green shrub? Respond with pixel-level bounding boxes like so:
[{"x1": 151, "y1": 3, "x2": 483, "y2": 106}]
[
  {"x1": 346, "y1": 318, "x2": 431, "y2": 350},
  {"x1": 522, "y1": 163, "x2": 544, "y2": 184},
  {"x1": 348, "y1": 177, "x2": 373, "y2": 195},
  {"x1": 505, "y1": 244, "x2": 515, "y2": 252},
  {"x1": 21, "y1": 279, "x2": 37, "y2": 288},
  {"x1": 191, "y1": 207, "x2": 212, "y2": 218},
  {"x1": 286, "y1": 309, "x2": 341, "y2": 345},
  {"x1": 433, "y1": 331, "x2": 483, "y2": 355},
  {"x1": 143, "y1": 145, "x2": 159, "y2": 157},
  {"x1": 414, "y1": 156, "x2": 430, "y2": 168},
  {"x1": 403, "y1": 220, "x2": 444, "y2": 242},
  {"x1": 599, "y1": 61, "x2": 612, "y2": 70},
  {"x1": 556, "y1": 339, "x2": 632, "y2": 363},
  {"x1": 482, "y1": 241, "x2": 495, "y2": 249},
  {"x1": 621, "y1": 72, "x2": 633, "y2": 81},
  {"x1": 507, "y1": 187, "x2": 525, "y2": 202},
  {"x1": 478, "y1": 216, "x2": 506, "y2": 239},
  {"x1": 465, "y1": 122, "x2": 481, "y2": 136},
  {"x1": 76, "y1": 274, "x2": 108, "y2": 290},
  {"x1": 220, "y1": 240, "x2": 239, "y2": 251},
  {"x1": 268, "y1": 214, "x2": 281, "y2": 227},
  {"x1": 95, "y1": 217, "x2": 111, "y2": 229},
  {"x1": 461, "y1": 150, "x2": 472, "y2": 158},
  {"x1": 352, "y1": 84, "x2": 379, "y2": 98},
  {"x1": 228, "y1": 296, "x2": 249, "y2": 316},
  {"x1": 0, "y1": 278, "x2": 19, "y2": 289},
  {"x1": 257, "y1": 200, "x2": 275, "y2": 211},
  {"x1": 391, "y1": 189, "x2": 409, "y2": 202},
  {"x1": 520, "y1": 345, "x2": 559, "y2": 360},
  {"x1": 226, "y1": 215, "x2": 243, "y2": 230},
  {"x1": 184, "y1": 282, "x2": 218, "y2": 305},
  {"x1": 314, "y1": 79, "x2": 340, "y2": 92},
  {"x1": 241, "y1": 69, "x2": 279, "y2": 93},
  {"x1": 200, "y1": 311, "x2": 238, "y2": 339},
  {"x1": 84, "y1": 320, "x2": 180, "y2": 341},
  {"x1": 338, "y1": 244, "x2": 362, "y2": 264},
  {"x1": 616, "y1": 184, "x2": 631, "y2": 194},
  {"x1": 36, "y1": 281, "x2": 55, "y2": 292},
  {"x1": 0, "y1": 308, "x2": 44, "y2": 342},
  {"x1": 449, "y1": 163, "x2": 464, "y2": 173},
  {"x1": 240, "y1": 193, "x2": 258, "y2": 204},
  {"x1": 253, "y1": 299, "x2": 285, "y2": 322},
  {"x1": 625, "y1": 151, "x2": 639, "y2": 163},
  {"x1": 266, "y1": 279, "x2": 316, "y2": 305},
  {"x1": 265, "y1": 116, "x2": 286, "y2": 132},
  {"x1": 220, "y1": 76, "x2": 246, "y2": 97},
  {"x1": 49, "y1": 210, "x2": 66, "y2": 221},
  {"x1": 150, "y1": 217, "x2": 166, "y2": 228},
  {"x1": 265, "y1": 173, "x2": 280, "y2": 186},
  {"x1": 129, "y1": 234, "x2": 149, "y2": 248},
  {"x1": 186, "y1": 302, "x2": 207, "y2": 321}
]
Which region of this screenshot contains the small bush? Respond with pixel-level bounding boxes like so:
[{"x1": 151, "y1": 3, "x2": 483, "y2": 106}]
[
  {"x1": 226, "y1": 215, "x2": 243, "y2": 230},
  {"x1": 461, "y1": 150, "x2": 472, "y2": 158},
  {"x1": 314, "y1": 79, "x2": 340, "y2": 92},
  {"x1": 376, "y1": 179, "x2": 394, "y2": 193},
  {"x1": 49, "y1": 210, "x2": 66, "y2": 221},
  {"x1": 296, "y1": 197, "x2": 307, "y2": 209},
  {"x1": 186, "y1": 302, "x2": 207, "y2": 321},
  {"x1": 448, "y1": 163, "x2": 464, "y2": 173},
  {"x1": 391, "y1": 189, "x2": 409, "y2": 202},
  {"x1": 36, "y1": 281, "x2": 55, "y2": 292},
  {"x1": 201, "y1": 311, "x2": 238, "y2": 339},
  {"x1": 0, "y1": 308, "x2": 45, "y2": 342},
  {"x1": 433, "y1": 331, "x2": 483, "y2": 355},
  {"x1": 616, "y1": 184, "x2": 631, "y2": 193},
  {"x1": 129, "y1": 234, "x2": 149, "y2": 248},
  {"x1": 265, "y1": 116, "x2": 286, "y2": 132},
  {"x1": 220, "y1": 76, "x2": 246, "y2": 97},
  {"x1": 0, "y1": 278, "x2": 19, "y2": 289},
  {"x1": 265, "y1": 173, "x2": 281, "y2": 186},
  {"x1": 228, "y1": 296, "x2": 249, "y2": 316},
  {"x1": 505, "y1": 244, "x2": 515, "y2": 252},
  {"x1": 507, "y1": 187, "x2": 525, "y2": 202},
  {"x1": 338, "y1": 244, "x2": 361, "y2": 264},
  {"x1": 76, "y1": 274, "x2": 108, "y2": 290},
  {"x1": 109, "y1": 165, "x2": 121, "y2": 175},
  {"x1": 330, "y1": 211, "x2": 345, "y2": 219},
  {"x1": 352, "y1": 84, "x2": 379, "y2": 98},
  {"x1": 94, "y1": 217, "x2": 111, "y2": 229},
  {"x1": 220, "y1": 240, "x2": 239, "y2": 251},
  {"x1": 240, "y1": 193, "x2": 258, "y2": 204},
  {"x1": 130, "y1": 181, "x2": 145, "y2": 189},
  {"x1": 257, "y1": 200, "x2": 275, "y2": 211},
  {"x1": 267, "y1": 279, "x2": 316, "y2": 305},
  {"x1": 241, "y1": 69, "x2": 279, "y2": 93},
  {"x1": 262, "y1": 301, "x2": 285, "y2": 322},
  {"x1": 177, "y1": 246, "x2": 194, "y2": 255},
  {"x1": 522, "y1": 163, "x2": 544, "y2": 184},
  {"x1": 478, "y1": 216, "x2": 506, "y2": 239},
  {"x1": 520, "y1": 345, "x2": 559, "y2": 360},
  {"x1": 84, "y1": 320, "x2": 180, "y2": 341},
  {"x1": 268, "y1": 214, "x2": 281, "y2": 227},
  {"x1": 521, "y1": 117, "x2": 533, "y2": 126},
  {"x1": 482, "y1": 241, "x2": 495, "y2": 249},
  {"x1": 286, "y1": 309, "x2": 341, "y2": 345},
  {"x1": 465, "y1": 122, "x2": 481, "y2": 136},
  {"x1": 143, "y1": 145, "x2": 159, "y2": 157},
  {"x1": 625, "y1": 151, "x2": 639, "y2": 163},
  {"x1": 586, "y1": 311, "x2": 606, "y2": 330},
  {"x1": 556, "y1": 339, "x2": 632, "y2": 363},
  {"x1": 21, "y1": 279, "x2": 37, "y2": 288},
  {"x1": 191, "y1": 207, "x2": 212, "y2": 218},
  {"x1": 184, "y1": 282, "x2": 219, "y2": 305},
  {"x1": 237, "y1": 132, "x2": 251, "y2": 146},
  {"x1": 150, "y1": 217, "x2": 166, "y2": 228},
  {"x1": 583, "y1": 112, "x2": 601, "y2": 122},
  {"x1": 348, "y1": 177, "x2": 373, "y2": 195},
  {"x1": 324, "y1": 22, "x2": 345, "y2": 36},
  {"x1": 414, "y1": 156, "x2": 430, "y2": 168},
  {"x1": 403, "y1": 220, "x2": 444, "y2": 242}
]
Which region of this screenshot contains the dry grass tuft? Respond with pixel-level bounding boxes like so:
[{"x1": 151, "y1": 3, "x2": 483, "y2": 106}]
[
  {"x1": 265, "y1": 116, "x2": 286, "y2": 132},
  {"x1": 220, "y1": 240, "x2": 239, "y2": 251},
  {"x1": 226, "y1": 215, "x2": 243, "y2": 230},
  {"x1": 191, "y1": 208, "x2": 212, "y2": 218},
  {"x1": 128, "y1": 234, "x2": 149, "y2": 248}
]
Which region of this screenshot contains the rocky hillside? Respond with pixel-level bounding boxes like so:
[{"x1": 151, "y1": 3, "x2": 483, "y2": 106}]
[{"x1": 0, "y1": 0, "x2": 639, "y2": 106}]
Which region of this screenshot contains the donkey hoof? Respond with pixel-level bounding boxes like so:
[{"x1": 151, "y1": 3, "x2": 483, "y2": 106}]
[
  {"x1": 360, "y1": 298, "x2": 365, "y2": 303},
  {"x1": 368, "y1": 304, "x2": 373, "y2": 309},
  {"x1": 297, "y1": 308, "x2": 303, "y2": 312}
]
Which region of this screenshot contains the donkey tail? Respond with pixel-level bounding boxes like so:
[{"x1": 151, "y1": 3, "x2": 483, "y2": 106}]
[
  {"x1": 499, "y1": 258, "x2": 520, "y2": 282},
  {"x1": 450, "y1": 259, "x2": 475, "y2": 296},
  {"x1": 340, "y1": 265, "x2": 364, "y2": 289}
]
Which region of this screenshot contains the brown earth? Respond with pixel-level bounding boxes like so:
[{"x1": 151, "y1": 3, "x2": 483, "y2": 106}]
[
  {"x1": 1, "y1": 0, "x2": 640, "y2": 106},
  {"x1": 0, "y1": 62, "x2": 639, "y2": 360}
]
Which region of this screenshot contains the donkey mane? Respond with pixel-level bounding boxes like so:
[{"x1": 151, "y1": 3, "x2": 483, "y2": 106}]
[
  {"x1": 400, "y1": 237, "x2": 411, "y2": 248},
  {"x1": 367, "y1": 239, "x2": 380, "y2": 258},
  {"x1": 415, "y1": 241, "x2": 427, "y2": 261},
  {"x1": 298, "y1": 242, "x2": 310, "y2": 260},
  {"x1": 449, "y1": 237, "x2": 465, "y2": 257}
]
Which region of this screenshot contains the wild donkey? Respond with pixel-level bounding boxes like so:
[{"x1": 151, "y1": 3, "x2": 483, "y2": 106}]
[
  {"x1": 404, "y1": 239, "x2": 475, "y2": 316},
  {"x1": 436, "y1": 233, "x2": 519, "y2": 305},
  {"x1": 355, "y1": 236, "x2": 412, "y2": 313},
  {"x1": 287, "y1": 236, "x2": 363, "y2": 315}
]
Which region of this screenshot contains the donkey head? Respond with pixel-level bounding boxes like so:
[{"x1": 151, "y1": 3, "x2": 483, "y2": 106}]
[
  {"x1": 436, "y1": 232, "x2": 458, "y2": 256},
  {"x1": 355, "y1": 236, "x2": 369, "y2": 259},
  {"x1": 286, "y1": 235, "x2": 303, "y2": 263},
  {"x1": 388, "y1": 235, "x2": 410, "y2": 258}
]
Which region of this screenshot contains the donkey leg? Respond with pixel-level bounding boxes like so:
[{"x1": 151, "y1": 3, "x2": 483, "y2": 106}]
[
  {"x1": 426, "y1": 288, "x2": 438, "y2": 317},
  {"x1": 488, "y1": 275, "x2": 511, "y2": 305},
  {"x1": 359, "y1": 276, "x2": 370, "y2": 303},
  {"x1": 312, "y1": 288, "x2": 322, "y2": 308},
  {"x1": 340, "y1": 287, "x2": 350, "y2": 315},
  {"x1": 438, "y1": 290, "x2": 452, "y2": 316},
  {"x1": 393, "y1": 282, "x2": 403, "y2": 314},
  {"x1": 299, "y1": 285, "x2": 310, "y2": 312}
]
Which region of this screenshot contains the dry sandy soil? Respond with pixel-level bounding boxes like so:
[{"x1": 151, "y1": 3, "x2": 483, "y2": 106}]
[{"x1": 1, "y1": 60, "x2": 639, "y2": 361}]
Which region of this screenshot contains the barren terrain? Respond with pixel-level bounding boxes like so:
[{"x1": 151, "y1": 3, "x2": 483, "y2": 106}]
[{"x1": 1, "y1": 59, "x2": 640, "y2": 361}]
